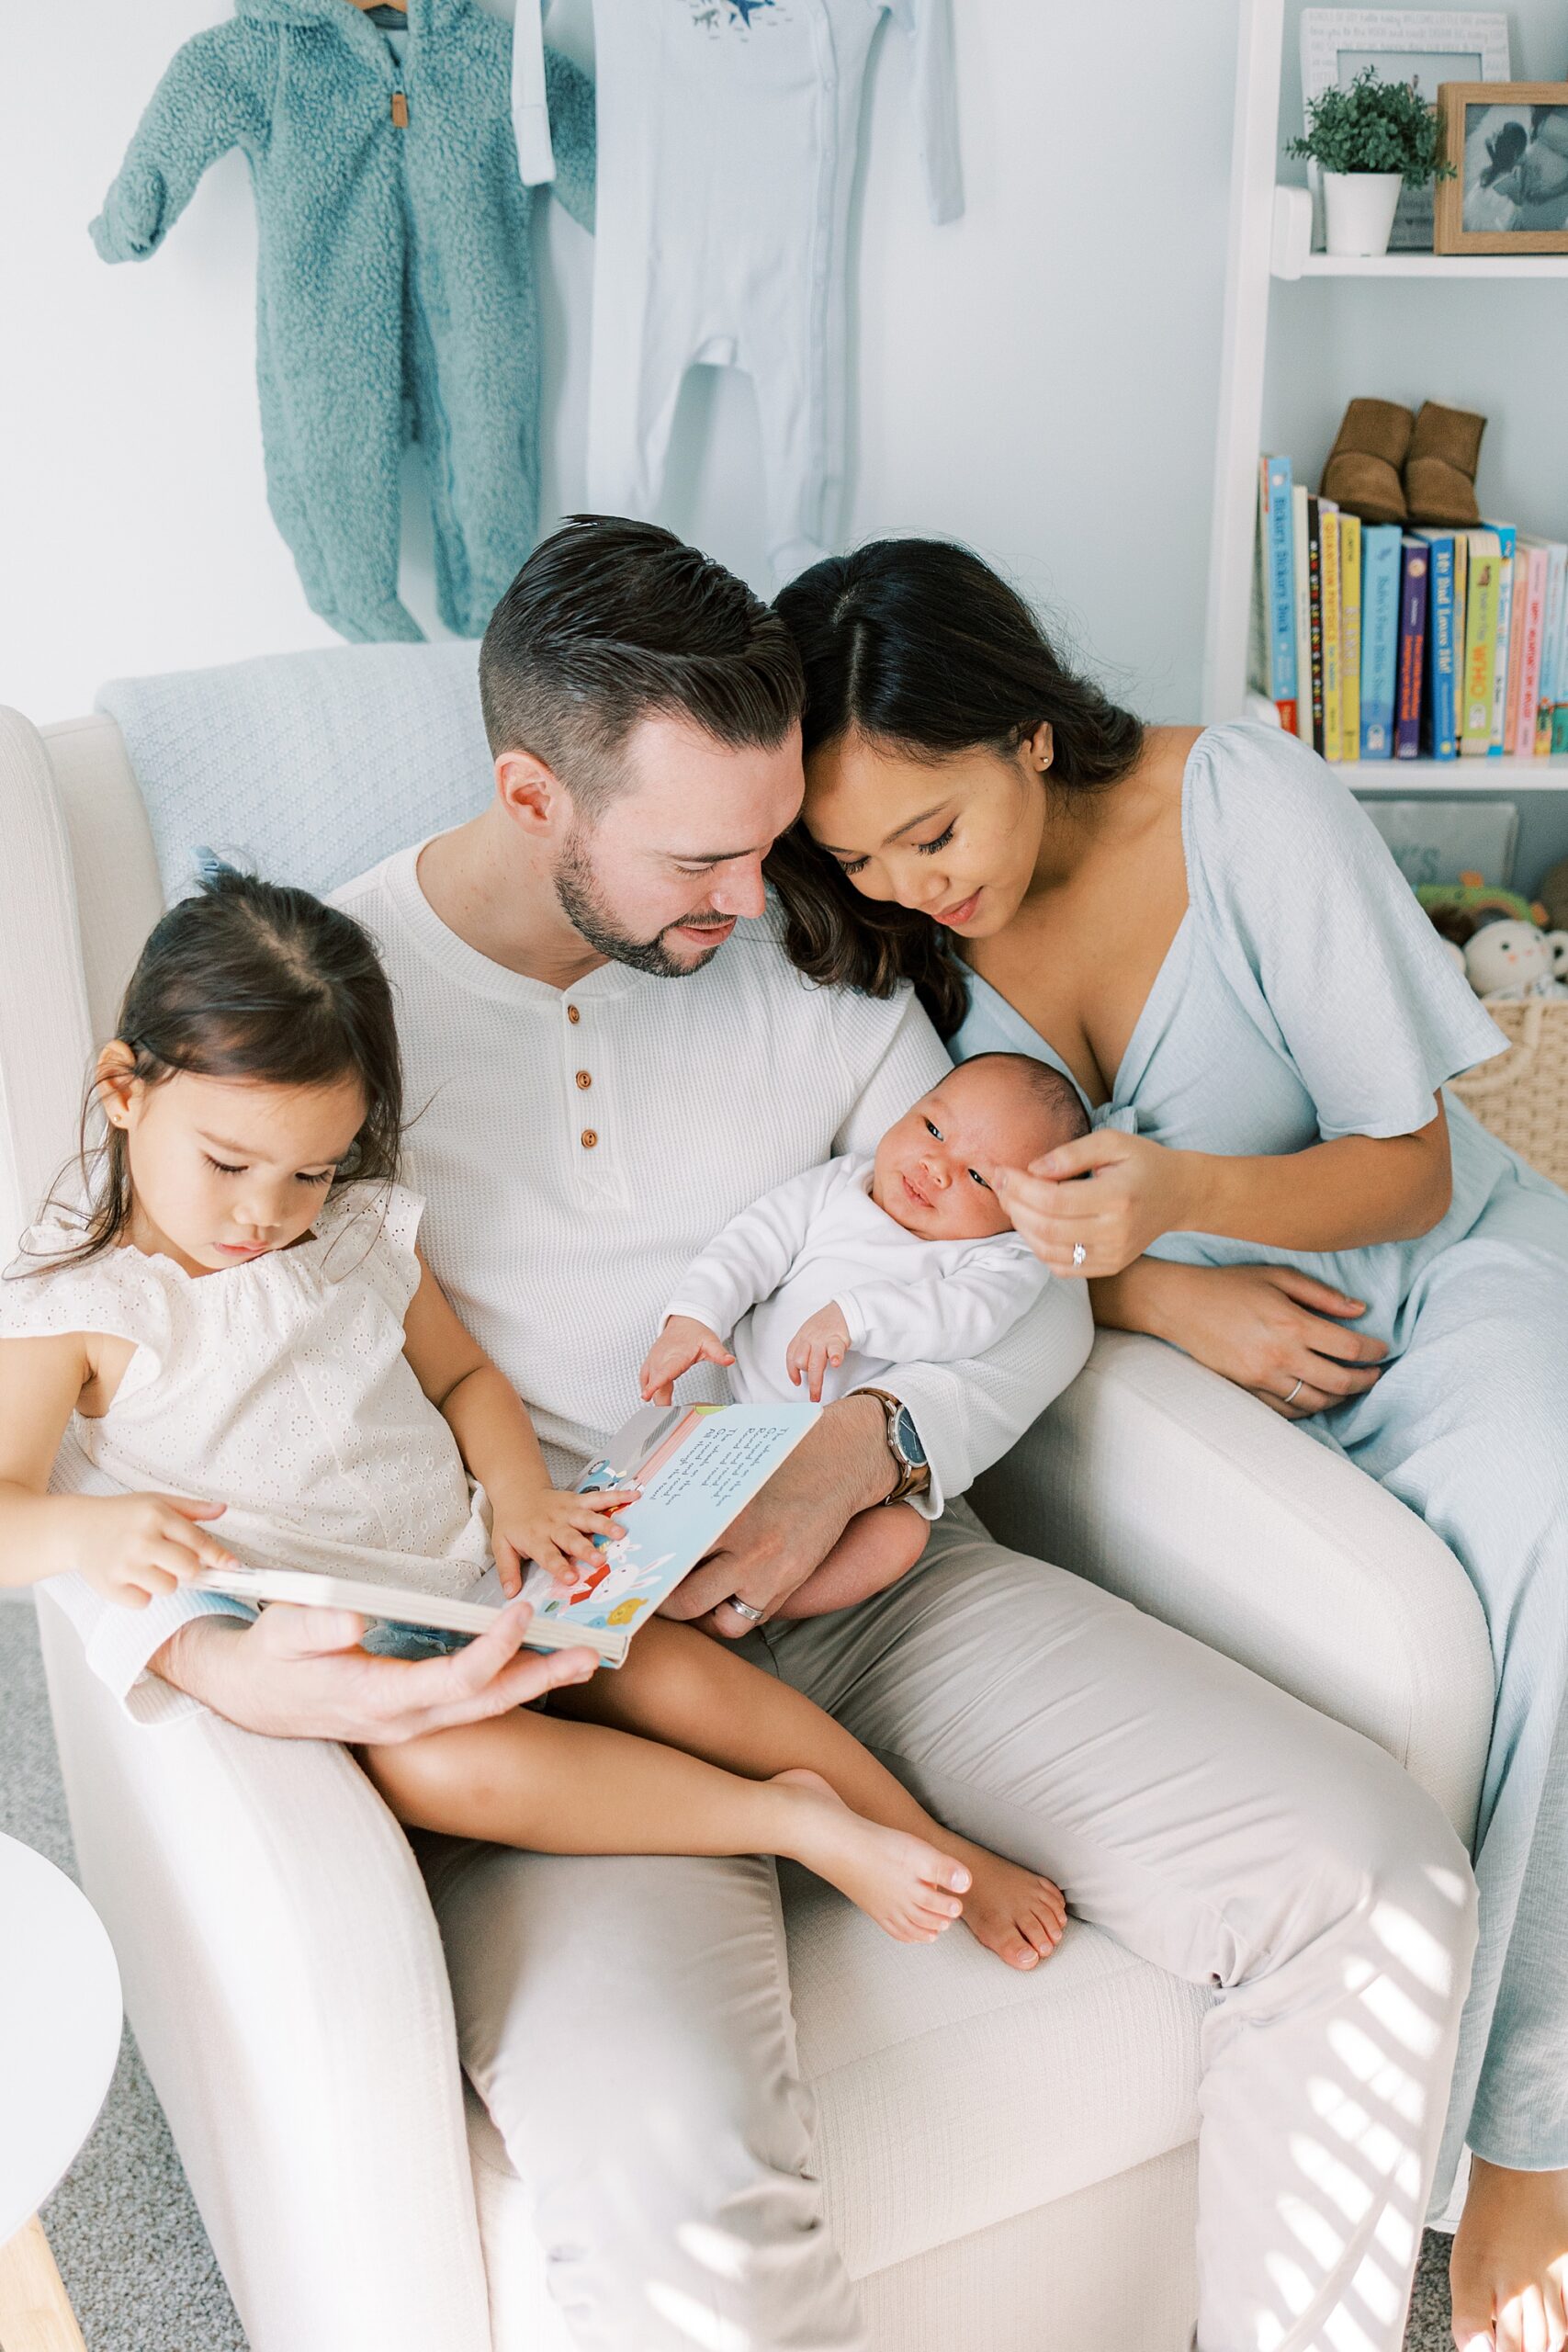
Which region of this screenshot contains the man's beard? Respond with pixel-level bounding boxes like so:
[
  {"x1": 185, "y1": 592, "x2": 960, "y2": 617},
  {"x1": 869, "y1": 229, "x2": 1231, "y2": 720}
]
[{"x1": 554, "y1": 826, "x2": 732, "y2": 978}]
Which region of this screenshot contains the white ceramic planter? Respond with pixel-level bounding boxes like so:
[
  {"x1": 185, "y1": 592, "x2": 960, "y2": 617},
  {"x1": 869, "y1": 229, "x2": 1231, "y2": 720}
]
[{"x1": 1322, "y1": 170, "x2": 1404, "y2": 257}]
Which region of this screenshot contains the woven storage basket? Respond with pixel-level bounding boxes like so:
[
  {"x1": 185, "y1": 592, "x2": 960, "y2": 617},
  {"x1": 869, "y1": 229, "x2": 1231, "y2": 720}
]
[{"x1": 1450, "y1": 999, "x2": 1568, "y2": 1193}]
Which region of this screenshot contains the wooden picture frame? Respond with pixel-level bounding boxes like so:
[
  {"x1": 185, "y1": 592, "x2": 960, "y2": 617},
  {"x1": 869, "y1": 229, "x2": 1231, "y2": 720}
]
[{"x1": 1434, "y1": 81, "x2": 1568, "y2": 252}]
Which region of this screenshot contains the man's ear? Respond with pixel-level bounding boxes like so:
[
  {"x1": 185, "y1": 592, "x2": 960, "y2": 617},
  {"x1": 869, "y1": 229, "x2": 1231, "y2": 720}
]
[
  {"x1": 495, "y1": 747, "x2": 568, "y2": 836},
  {"x1": 95, "y1": 1040, "x2": 139, "y2": 1129}
]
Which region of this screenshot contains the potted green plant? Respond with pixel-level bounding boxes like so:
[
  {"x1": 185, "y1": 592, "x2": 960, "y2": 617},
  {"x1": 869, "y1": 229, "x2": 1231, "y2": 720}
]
[{"x1": 1287, "y1": 66, "x2": 1456, "y2": 257}]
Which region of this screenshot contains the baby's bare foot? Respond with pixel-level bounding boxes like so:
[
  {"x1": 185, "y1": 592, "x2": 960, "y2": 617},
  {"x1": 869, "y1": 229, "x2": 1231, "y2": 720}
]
[
  {"x1": 945, "y1": 1834, "x2": 1066, "y2": 1971},
  {"x1": 773, "y1": 1769, "x2": 970, "y2": 1943}
]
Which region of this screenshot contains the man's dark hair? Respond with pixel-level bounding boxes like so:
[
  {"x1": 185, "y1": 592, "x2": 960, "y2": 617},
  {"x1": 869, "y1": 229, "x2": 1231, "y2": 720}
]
[
  {"x1": 956, "y1": 1051, "x2": 1091, "y2": 1146},
  {"x1": 479, "y1": 516, "x2": 804, "y2": 818}
]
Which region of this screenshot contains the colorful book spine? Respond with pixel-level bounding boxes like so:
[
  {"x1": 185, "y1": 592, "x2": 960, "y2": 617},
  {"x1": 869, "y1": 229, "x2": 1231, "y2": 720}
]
[
  {"x1": 1525, "y1": 538, "x2": 1566, "y2": 756},
  {"x1": 1512, "y1": 545, "x2": 1548, "y2": 758},
  {"x1": 1460, "y1": 531, "x2": 1503, "y2": 757},
  {"x1": 1414, "y1": 530, "x2": 1458, "y2": 759},
  {"x1": 1451, "y1": 527, "x2": 1469, "y2": 726},
  {"x1": 1306, "y1": 496, "x2": 1325, "y2": 753},
  {"x1": 1359, "y1": 524, "x2": 1402, "y2": 758},
  {"x1": 1486, "y1": 523, "x2": 1517, "y2": 754},
  {"x1": 1292, "y1": 484, "x2": 1313, "y2": 741},
  {"x1": 1337, "y1": 513, "x2": 1361, "y2": 764},
  {"x1": 1258, "y1": 457, "x2": 1297, "y2": 731},
  {"x1": 1394, "y1": 539, "x2": 1428, "y2": 759},
  {"x1": 1320, "y1": 498, "x2": 1342, "y2": 762}
]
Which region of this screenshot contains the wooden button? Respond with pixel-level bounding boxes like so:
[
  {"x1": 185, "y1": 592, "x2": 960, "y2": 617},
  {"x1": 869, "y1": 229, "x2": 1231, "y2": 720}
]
[
  {"x1": 575, "y1": 1069, "x2": 592, "y2": 1090},
  {"x1": 581, "y1": 1128, "x2": 598, "y2": 1149},
  {"x1": 567, "y1": 1004, "x2": 581, "y2": 1024}
]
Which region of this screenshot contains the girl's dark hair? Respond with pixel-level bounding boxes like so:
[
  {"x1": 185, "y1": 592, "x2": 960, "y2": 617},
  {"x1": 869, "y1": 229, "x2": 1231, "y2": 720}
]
[
  {"x1": 766, "y1": 538, "x2": 1145, "y2": 1036},
  {"x1": 32, "y1": 865, "x2": 402, "y2": 1271}
]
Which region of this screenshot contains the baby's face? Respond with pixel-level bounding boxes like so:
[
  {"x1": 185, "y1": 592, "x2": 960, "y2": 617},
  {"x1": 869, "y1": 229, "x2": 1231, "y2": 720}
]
[{"x1": 871, "y1": 1066, "x2": 1066, "y2": 1242}]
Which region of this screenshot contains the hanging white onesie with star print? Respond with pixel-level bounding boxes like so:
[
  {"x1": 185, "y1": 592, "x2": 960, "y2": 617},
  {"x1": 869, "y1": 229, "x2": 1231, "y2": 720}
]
[{"x1": 585, "y1": 0, "x2": 962, "y2": 582}]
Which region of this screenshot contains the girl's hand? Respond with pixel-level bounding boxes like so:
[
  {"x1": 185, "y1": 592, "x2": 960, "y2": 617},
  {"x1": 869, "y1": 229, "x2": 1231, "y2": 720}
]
[
  {"x1": 491, "y1": 1483, "x2": 639, "y2": 1595},
  {"x1": 993, "y1": 1130, "x2": 1200, "y2": 1279},
  {"x1": 78, "y1": 1492, "x2": 236, "y2": 1609},
  {"x1": 1146, "y1": 1261, "x2": 1387, "y2": 1418},
  {"x1": 784, "y1": 1302, "x2": 852, "y2": 1403},
  {"x1": 639, "y1": 1315, "x2": 734, "y2": 1407}
]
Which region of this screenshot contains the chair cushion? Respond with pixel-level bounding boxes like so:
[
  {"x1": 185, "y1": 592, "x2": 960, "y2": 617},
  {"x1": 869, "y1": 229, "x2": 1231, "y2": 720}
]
[{"x1": 96, "y1": 642, "x2": 491, "y2": 902}]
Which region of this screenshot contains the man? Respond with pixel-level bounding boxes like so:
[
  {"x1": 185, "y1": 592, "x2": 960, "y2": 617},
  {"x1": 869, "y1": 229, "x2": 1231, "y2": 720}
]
[{"x1": 58, "y1": 519, "x2": 1475, "y2": 2352}]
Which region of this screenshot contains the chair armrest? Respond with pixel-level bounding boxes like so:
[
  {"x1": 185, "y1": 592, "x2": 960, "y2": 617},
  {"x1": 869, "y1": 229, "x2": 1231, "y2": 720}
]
[
  {"x1": 35, "y1": 1594, "x2": 492, "y2": 2352},
  {"x1": 971, "y1": 1330, "x2": 1493, "y2": 1843},
  {"x1": 0, "y1": 707, "x2": 96, "y2": 1254}
]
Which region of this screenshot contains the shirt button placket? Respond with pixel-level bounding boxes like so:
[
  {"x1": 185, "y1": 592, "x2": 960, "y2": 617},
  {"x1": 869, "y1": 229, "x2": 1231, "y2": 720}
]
[{"x1": 566, "y1": 1002, "x2": 604, "y2": 1170}]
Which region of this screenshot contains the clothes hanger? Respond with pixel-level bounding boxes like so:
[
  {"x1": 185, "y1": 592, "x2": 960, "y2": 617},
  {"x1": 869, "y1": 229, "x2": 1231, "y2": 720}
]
[{"x1": 347, "y1": 0, "x2": 409, "y2": 14}]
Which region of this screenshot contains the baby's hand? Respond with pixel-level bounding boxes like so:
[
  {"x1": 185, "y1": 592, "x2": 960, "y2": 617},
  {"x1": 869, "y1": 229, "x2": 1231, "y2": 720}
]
[
  {"x1": 491, "y1": 1483, "x2": 639, "y2": 1595},
  {"x1": 639, "y1": 1315, "x2": 734, "y2": 1407},
  {"x1": 785, "y1": 1302, "x2": 852, "y2": 1404},
  {"x1": 78, "y1": 1491, "x2": 237, "y2": 1610}
]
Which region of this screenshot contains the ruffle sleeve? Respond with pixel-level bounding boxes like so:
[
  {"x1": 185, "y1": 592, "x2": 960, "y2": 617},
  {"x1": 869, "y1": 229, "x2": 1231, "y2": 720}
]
[{"x1": 0, "y1": 1224, "x2": 172, "y2": 1402}]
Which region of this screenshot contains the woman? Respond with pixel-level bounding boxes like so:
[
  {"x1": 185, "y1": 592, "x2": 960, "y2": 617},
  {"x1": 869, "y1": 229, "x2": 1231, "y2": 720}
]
[{"x1": 769, "y1": 537, "x2": 1568, "y2": 2352}]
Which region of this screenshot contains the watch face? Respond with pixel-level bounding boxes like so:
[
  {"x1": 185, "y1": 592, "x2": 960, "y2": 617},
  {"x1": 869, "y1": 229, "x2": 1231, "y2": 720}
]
[{"x1": 893, "y1": 1406, "x2": 928, "y2": 1469}]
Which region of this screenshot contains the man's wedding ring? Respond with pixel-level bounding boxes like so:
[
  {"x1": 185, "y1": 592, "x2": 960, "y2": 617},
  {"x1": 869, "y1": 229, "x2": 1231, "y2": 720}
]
[
  {"x1": 1072, "y1": 1241, "x2": 1087, "y2": 1268},
  {"x1": 726, "y1": 1596, "x2": 765, "y2": 1624},
  {"x1": 1283, "y1": 1375, "x2": 1305, "y2": 1405}
]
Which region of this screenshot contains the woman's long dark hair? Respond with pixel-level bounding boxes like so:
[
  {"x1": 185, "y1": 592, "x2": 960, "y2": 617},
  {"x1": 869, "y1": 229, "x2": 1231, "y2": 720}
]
[
  {"x1": 26, "y1": 864, "x2": 402, "y2": 1272},
  {"x1": 767, "y1": 538, "x2": 1145, "y2": 1036}
]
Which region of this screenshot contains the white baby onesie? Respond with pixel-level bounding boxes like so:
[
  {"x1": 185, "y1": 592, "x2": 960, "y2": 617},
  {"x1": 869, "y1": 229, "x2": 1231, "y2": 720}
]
[
  {"x1": 664, "y1": 1154, "x2": 1047, "y2": 1408},
  {"x1": 586, "y1": 0, "x2": 962, "y2": 581},
  {"x1": 0, "y1": 1183, "x2": 492, "y2": 1599}
]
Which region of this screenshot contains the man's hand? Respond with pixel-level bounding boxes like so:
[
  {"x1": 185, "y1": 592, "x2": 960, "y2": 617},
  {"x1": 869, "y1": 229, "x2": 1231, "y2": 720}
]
[
  {"x1": 639, "y1": 1315, "x2": 735, "y2": 1406},
  {"x1": 151, "y1": 1599, "x2": 600, "y2": 1744},
  {"x1": 784, "y1": 1301, "x2": 852, "y2": 1403},
  {"x1": 659, "y1": 1392, "x2": 897, "y2": 1639}
]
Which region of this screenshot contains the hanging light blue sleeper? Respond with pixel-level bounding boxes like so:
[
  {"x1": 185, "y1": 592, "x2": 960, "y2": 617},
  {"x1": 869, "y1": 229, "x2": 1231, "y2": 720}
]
[
  {"x1": 953, "y1": 719, "x2": 1568, "y2": 2208},
  {"x1": 90, "y1": 0, "x2": 595, "y2": 643}
]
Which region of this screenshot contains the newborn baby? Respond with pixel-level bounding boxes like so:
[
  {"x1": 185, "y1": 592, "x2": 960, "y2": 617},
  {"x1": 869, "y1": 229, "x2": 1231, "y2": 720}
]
[{"x1": 640, "y1": 1051, "x2": 1089, "y2": 1620}]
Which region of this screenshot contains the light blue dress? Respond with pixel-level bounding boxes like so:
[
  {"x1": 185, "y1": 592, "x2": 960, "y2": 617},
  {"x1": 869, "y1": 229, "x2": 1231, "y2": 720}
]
[{"x1": 953, "y1": 718, "x2": 1568, "y2": 2199}]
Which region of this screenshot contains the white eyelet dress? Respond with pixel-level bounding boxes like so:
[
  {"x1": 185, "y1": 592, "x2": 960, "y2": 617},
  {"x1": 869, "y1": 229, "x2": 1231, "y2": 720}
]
[{"x1": 0, "y1": 1182, "x2": 493, "y2": 1600}]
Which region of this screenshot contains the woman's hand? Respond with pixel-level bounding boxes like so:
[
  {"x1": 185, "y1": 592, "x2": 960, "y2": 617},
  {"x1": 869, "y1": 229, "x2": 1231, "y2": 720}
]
[
  {"x1": 489, "y1": 1481, "x2": 638, "y2": 1595},
  {"x1": 639, "y1": 1315, "x2": 734, "y2": 1407},
  {"x1": 994, "y1": 1130, "x2": 1201, "y2": 1279},
  {"x1": 1119, "y1": 1260, "x2": 1387, "y2": 1418},
  {"x1": 74, "y1": 1491, "x2": 237, "y2": 1609}
]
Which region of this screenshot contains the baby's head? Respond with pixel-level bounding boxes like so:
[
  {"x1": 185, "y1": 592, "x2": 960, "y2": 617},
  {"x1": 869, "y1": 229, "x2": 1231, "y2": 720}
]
[
  {"x1": 76, "y1": 865, "x2": 401, "y2": 1276},
  {"x1": 871, "y1": 1053, "x2": 1089, "y2": 1242}
]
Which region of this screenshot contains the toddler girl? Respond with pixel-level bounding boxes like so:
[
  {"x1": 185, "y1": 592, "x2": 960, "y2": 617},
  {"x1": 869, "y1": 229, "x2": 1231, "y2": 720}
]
[
  {"x1": 642, "y1": 1052, "x2": 1088, "y2": 1616},
  {"x1": 0, "y1": 869, "x2": 1065, "y2": 1972}
]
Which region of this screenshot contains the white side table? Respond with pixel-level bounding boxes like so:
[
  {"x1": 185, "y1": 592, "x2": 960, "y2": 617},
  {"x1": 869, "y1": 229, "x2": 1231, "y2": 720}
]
[{"x1": 0, "y1": 1832, "x2": 123, "y2": 2352}]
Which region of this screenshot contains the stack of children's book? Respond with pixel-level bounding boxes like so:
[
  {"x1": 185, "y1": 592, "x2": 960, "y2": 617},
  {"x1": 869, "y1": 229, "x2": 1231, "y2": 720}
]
[{"x1": 1251, "y1": 454, "x2": 1568, "y2": 763}]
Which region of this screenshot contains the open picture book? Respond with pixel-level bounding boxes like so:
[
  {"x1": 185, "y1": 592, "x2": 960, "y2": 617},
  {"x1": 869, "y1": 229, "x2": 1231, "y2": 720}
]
[{"x1": 192, "y1": 1401, "x2": 818, "y2": 1668}]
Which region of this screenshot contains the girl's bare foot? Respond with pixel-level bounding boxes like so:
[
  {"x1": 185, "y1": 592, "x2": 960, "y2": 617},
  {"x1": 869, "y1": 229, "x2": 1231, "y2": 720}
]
[
  {"x1": 1450, "y1": 2157, "x2": 1568, "y2": 2352},
  {"x1": 944, "y1": 1833, "x2": 1067, "y2": 1971},
  {"x1": 773, "y1": 1769, "x2": 970, "y2": 1942}
]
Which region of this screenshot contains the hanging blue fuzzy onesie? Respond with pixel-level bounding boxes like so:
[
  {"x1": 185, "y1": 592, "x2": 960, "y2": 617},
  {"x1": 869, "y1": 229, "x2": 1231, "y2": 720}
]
[{"x1": 91, "y1": 0, "x2": 594, "y2": 643}]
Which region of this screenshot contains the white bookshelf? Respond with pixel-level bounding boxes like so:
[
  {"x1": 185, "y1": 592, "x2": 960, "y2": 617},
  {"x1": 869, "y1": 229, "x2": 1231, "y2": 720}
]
[{"x1": 1203, "y1": 0, "x2": 1568, "y2": 872}]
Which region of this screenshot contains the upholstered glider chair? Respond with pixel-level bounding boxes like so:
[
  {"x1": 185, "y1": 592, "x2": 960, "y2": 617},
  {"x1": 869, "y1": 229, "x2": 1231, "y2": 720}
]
[{"x1": 0, "y1": 650, "x2": 1494, "y2": 2352}]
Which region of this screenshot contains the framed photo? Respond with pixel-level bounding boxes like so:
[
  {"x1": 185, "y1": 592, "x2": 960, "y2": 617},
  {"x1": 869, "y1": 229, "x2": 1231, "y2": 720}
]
[
  {"x1": 1301, "y1": 10, "x2": 1511, "y2": 249},
  {"x1": 1434, "y1": 84, "x2": 1568, "y2": 251}
]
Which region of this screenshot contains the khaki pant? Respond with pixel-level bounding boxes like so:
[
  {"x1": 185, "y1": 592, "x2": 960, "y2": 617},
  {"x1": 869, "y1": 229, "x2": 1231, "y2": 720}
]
[{"x1": 425, "y1": 1506, "x2": 1477, "y2": 2352}]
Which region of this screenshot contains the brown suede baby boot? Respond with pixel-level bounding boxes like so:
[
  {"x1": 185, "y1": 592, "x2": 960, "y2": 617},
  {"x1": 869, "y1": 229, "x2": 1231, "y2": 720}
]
[
  {"x1": 1404, "y1": 401, "x2": 1486, "y2": 528},
  {"x1": 1320, "y1": 398, "x2": 1413, "y2": 526}
]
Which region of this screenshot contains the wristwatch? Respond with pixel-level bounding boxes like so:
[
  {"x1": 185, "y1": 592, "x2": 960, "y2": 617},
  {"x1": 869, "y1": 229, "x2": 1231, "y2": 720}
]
[{"x1": 857, "y1": 1386, "x2": 931, "y2": 1507}]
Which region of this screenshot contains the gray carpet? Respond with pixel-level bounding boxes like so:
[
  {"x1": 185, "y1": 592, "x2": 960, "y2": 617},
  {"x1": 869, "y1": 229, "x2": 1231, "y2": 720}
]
[{"x1": 0, "y1": 1596, "x2": 1458, "y2": 2350}]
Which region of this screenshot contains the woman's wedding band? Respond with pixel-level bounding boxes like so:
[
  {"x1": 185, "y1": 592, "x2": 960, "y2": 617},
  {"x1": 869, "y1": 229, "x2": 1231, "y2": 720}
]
[
  {"x1": 726, "y1": 1596, "x2": 765, "y2": 1624},
  {"x1": 1072, "y1": 1241, "x2": 1087, "y2": 1267},
  {"x1": 1283, "y1": 1376, "x2": 1304, "y2": 1405}
]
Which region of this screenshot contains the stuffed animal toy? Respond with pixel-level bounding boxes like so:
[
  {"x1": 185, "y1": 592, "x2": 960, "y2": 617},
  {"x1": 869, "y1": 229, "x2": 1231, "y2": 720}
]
[
  {"x1": 1462, "y1": 918, "x2": 1568, "y2": 1003},
  {"x1": 1417, "y1": 874, "x2": 1550, "y2": 948}
]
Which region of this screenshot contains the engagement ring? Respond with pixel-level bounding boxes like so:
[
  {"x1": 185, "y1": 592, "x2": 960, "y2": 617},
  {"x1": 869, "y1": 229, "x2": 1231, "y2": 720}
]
[
  {"x1": 1283, "y1": 1375, "x2": 1304, "y2": 1405},
  {"x1": 725, "y1": 1596, "x2": 765, "y2": 1624},
  {"x1": 1072, "y1": 1241, "x2": 1087, "y2": 1268}
]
